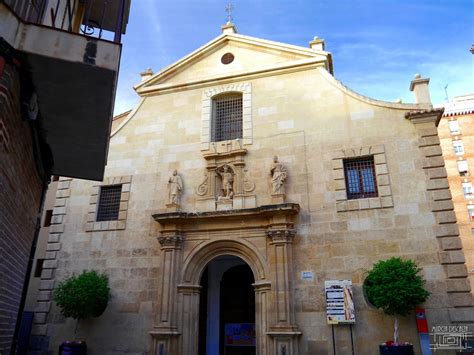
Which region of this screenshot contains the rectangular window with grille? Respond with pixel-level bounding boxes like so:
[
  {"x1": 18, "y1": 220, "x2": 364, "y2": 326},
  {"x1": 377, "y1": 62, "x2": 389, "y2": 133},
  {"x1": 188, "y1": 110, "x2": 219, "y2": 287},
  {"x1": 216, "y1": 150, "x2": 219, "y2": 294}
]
[
  {"x1": 96, "y1": 185, "x2": 122, "y2": 221},
  {"x1": 211, "y1": 94, "x2": 243, "y2": 142},
  {"x1": 453, "y1": 140, "x2": 465, "y2": 155},
  {"x1": 344, "y1": 157, "x2": 378, "y2": 199}
]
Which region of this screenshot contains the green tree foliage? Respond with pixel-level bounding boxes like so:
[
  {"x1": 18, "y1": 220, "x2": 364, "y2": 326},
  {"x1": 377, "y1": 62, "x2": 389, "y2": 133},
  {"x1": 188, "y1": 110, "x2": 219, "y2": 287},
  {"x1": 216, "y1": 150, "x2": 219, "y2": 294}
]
[
  {"x1": 364, "y1": 257, "x2": 430, "y2": 316},
  {"x1": 53, "y1": 270, "x2": 110, "y2": 320}
]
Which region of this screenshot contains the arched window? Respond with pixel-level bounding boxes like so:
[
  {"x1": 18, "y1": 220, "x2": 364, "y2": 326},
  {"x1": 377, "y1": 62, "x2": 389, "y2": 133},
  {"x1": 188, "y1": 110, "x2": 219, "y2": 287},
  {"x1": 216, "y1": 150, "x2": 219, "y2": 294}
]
[{"x1": 211, "y1": 93, "x2": 243, "y2": 142}]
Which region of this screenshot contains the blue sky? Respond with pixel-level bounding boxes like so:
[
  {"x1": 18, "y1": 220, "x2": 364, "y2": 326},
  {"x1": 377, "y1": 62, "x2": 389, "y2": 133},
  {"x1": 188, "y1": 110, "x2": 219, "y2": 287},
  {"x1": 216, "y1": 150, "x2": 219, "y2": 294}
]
[{"x1": 114, "y1": 0, "x2": 473, "y2": 114}]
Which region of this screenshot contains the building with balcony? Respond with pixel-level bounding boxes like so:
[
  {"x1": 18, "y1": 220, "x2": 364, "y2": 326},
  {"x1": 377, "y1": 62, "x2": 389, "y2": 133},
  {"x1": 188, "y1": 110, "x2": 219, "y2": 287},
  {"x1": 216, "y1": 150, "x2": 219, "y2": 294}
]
[
  {"x1": 30, "y1": 23, "x2": 474, "y2": 354},
  {"x1": 438, "y1": 94, "x2": 474, "y2": 289},
  {"x1": 0, "y1": 0, "x2": 130, "y2": 352}
]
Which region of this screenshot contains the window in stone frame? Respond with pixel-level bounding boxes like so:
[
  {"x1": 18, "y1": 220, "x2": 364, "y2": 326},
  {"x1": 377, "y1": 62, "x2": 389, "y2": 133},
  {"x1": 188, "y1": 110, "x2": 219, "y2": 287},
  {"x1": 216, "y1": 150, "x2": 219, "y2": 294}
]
[
  {"x1": 96, "y1": 185, "x2": 122, "y2": 221},
  {"x1": 343, "y1": 156, "x2": 378, "y2": 199},
  {"x1": 453, "y1": 140, "x2": 465, "y2": 155},
  {"x1": 211, "y1": 93, "x2": 243, "y2": 142},
  {"x1": 448, "y1": 120, "x2": 461, "y2": 135}
]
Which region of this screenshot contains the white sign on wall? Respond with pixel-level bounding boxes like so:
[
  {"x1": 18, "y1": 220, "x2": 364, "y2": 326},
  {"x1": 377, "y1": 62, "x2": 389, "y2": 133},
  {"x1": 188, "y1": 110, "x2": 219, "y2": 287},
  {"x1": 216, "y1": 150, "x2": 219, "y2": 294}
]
[
  {"x1": 301, "y1": 271, "x2": 314, "y2": 281},
  {"x1": 325, "y1": 280, "x2": 355, "y2": 325}
]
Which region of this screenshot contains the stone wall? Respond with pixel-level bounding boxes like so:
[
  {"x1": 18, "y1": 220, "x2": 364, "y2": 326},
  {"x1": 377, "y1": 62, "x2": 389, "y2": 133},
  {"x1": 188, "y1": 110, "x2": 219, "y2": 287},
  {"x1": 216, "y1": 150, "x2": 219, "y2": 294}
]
[
  {"x1": 39, "y1": 47, "x2": 473, "y2": 354},
  {"x1": 0, "y1": 57, "x2": 43, "y2": 352}
]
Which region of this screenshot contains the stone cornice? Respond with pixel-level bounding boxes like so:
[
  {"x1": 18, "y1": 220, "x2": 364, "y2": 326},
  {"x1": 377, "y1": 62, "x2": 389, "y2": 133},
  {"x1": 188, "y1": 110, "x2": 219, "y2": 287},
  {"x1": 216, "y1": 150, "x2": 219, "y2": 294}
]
[
  {"x1": 405, "y1": 108, "x2": 445, "y2": 126},
  {"x1": 152, "y1": 203, "x2": 300, "y2": 226}
]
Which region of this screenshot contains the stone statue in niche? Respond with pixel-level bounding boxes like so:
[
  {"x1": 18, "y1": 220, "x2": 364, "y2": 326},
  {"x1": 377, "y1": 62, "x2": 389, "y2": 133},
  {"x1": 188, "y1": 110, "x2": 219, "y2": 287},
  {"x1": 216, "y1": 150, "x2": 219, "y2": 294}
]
[
  {"x1": 217, "y1": 165, "x2": 234, "y2": 200},
  {"x1": 270, "y1": 156, "x2": 288, "y2": 194},
  {"x1": 168, "y1": 169, "x2": 183, "y2": 205}
]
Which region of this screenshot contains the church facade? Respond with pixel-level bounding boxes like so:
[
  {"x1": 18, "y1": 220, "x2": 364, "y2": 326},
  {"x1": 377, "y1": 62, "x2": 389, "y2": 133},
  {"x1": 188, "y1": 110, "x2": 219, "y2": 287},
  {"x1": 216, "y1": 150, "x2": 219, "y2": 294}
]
[{"x1": 33, "y1": 24, "x2": 473, "y2": 354}]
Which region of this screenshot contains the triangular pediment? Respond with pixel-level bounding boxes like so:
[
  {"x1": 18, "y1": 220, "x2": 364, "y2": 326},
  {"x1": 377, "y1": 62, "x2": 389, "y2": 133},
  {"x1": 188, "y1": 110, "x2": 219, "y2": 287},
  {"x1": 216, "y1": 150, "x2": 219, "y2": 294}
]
[{"x1": 135, "y1": 33, "x2": 332, "y2": 95}]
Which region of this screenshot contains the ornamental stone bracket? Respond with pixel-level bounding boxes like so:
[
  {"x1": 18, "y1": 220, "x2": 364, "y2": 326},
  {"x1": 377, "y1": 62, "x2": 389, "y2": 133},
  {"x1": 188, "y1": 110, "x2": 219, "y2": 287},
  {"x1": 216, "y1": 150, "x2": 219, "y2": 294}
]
[
  {"x1": 157, "y1": 234, "x2": 184, "y2": 249},
  {"x1": 196, "y1": 138, "x2": 256, "y2": 211}
]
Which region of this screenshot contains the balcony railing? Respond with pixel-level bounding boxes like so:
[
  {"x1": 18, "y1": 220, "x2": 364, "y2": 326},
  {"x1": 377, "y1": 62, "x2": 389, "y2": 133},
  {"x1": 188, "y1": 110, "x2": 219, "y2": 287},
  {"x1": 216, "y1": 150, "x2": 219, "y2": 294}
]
[{"x1": 3, "y1": 0, "x2": 128, "y2": 43}]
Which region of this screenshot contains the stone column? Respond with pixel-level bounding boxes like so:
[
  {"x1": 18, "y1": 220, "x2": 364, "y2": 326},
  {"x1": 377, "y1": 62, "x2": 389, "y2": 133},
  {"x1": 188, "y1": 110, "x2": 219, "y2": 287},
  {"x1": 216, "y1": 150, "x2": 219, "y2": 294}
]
[
  {"x1": 254, "y1": 281, "x2": 271, "y2": 355},
  {"x1": 150, "y1": 233, "x2": 183, "y2": 355},
  {"x1": 266, "y1": 229, "x2": 300, "y2": 355},
  {"x1": 176, "y1": 284, "x2": 201, "y2": 355},
  {"x1": 406, "y1": 109, "x2": 474, "y2": 322}
]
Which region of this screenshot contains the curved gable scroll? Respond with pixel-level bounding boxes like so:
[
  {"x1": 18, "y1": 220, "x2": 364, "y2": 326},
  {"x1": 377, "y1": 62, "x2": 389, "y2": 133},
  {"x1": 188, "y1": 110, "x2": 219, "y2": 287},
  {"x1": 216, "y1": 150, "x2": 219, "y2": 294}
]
[{"x1": 201, "y1": 82, "x2": 252, "y2": 150}]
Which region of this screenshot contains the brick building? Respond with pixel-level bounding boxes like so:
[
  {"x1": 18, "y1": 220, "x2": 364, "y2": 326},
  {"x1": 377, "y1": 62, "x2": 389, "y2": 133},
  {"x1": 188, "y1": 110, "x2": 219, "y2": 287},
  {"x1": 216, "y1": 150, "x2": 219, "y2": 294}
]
[
  {"x1": 0, "y1": 0, "x2": 131, "y2": 352},
  {"x1": 438, "y1": 94, "x2": 474, "y2": 289}
]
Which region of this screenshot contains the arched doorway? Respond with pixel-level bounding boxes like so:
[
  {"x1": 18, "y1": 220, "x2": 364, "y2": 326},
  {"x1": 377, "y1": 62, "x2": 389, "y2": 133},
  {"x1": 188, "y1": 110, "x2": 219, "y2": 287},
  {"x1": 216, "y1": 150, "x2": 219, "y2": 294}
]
[{"x1": 198, "y1": 256, "x2": 256, "y2": 355}]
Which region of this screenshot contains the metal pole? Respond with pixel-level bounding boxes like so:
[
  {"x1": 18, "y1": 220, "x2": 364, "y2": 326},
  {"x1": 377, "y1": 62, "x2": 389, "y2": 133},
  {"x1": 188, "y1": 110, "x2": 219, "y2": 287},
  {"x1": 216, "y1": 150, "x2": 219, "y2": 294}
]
[
  {"x1": 350, "y1": 324, "x2": 355, "y2": 355},
  {"x1": 332, "y1": 325, "x2": 337, "y2": 355},
  {"x1": 114, "y1": 0, "x2": 125, "y2": 43}
]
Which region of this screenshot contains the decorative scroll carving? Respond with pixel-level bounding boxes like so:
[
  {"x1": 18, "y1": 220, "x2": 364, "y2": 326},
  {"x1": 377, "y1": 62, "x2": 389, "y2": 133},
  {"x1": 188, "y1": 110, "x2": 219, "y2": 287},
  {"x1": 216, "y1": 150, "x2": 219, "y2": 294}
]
[
  {"x1": 196, "y1": 175, "x2": 208, "y2": 196},
  {"x1": 243, "y1": 168, "x2": 255, "y2": 192},
  {"x1": 158, "y1": 234, "x2": 184, "y2": 248},
  {"x1": 266, "y1": 229, "x2": 296, "y2": 243}
]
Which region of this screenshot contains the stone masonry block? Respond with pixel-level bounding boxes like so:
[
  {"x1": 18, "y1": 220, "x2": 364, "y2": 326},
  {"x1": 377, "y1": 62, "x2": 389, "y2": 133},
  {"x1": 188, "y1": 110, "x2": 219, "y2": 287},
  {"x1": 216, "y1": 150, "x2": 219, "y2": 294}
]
[
  {"x1": 120, "y1": 192, "x2": 130, "y2": 201},
  {"x1": 436, "y1": 211, "x2": 457, "y2": 224},
  {"x1": 427, "y1": 167, "x2": 447, "y2": 179},
  {"x1": 37, "y1": 291, "x2": 51, "y2": 301},
  {"x1": 370, "y1": 144, "x2": 385, "y2": 154},
  {"x1": 52, "y1": 207, "x2": 66, "y2": 216},
  {"x1": 381, "y1": 196, "x2": 394, "y2": 208},
  {"x1": 332, "y1": 169, "x2": 345, "y2": 180},
  {"x1": 46, "y1": 243, "x2": 61, "y2": 251},
  {"x1": 431, "y1": 200, "x2": 454, "y2": 212},
  {"x1": 335, "y1": 190, "x2": 347, "y2": 201},
  {"x1": 374, "y1": 153, "x2": 386, "y2": 164},
  {"x1": 369, "y1": 197, "x2": 382, "y2": 209},
  {"x1": 51, "y1": 215, "x2": 63, "y2": 225},
  {"x1": 439, "y1": 250, "x2": 465, "y2": 264},
  {"x1": 336, "y1": 201, "x2": 347, "y2": 212},
  {"x1": 34, "y1": 302, "x2": 51, "y2": 313},
  {"x1": 54, "y1": 198, "x2": 67, "y2": 207},
  {"x1": 422, "y1": 156, "x2": 445, "y2": 169},
  {"x1": 47, "y1": 234, "x2": 60, "y2": 243},
  {"x1": 426, "y1": 180, "x2": 449, "y2": 191},
  {"x1": 57, "y1": 180, "x2": 71, "y2": 189},
  {"x1": 417, "y1": 126, "x2": 438, "y2": 138},
  {"x1": 440, "y1": 237, "x2": 463, "y2": 251},
  {"x1": 33, "y1": 312, "x2": 48, "y2": 324},
  {"x1": 334, "y1": 179, "x2": 346, "y2": 190},
  {"x1": 377, "y1": 175, "x2": 390, "y2": 186},
  {"x1": 448, "y1": 293, "x2": 473, "y2": 307},
  {"x1": 40, "y1": 269, "x2": 54, "y2": 279},
  {"x1": 375, "y1": 164, "x2": 388, "y2": 175},
  {"x1": 418, "y1": 135, "x2": 440, "y2": 147},
  {"x1": 43, "y1": 260, "x2": 58, "y2": 269},
  {"x1": 431, "y1": 189, "x2": 452, "y2": 201},
  {"x1": 434, "y1": 224, "x2": 460, "y2": 238},
  {"x1": 446, "y1": 279, "x2": 471, "y2": 293},
  {"x1": 445, "y1": 264, "x2": 468, "y2": 278},
  {"x1": 378, "y1": 185, "x2": 392, "y2": 197},
  {"x1": 421, "y1": 145, "x2": 443, "y2": 157},
  {"x1": 55, "y1": 189, "x2": 70, "y2": 198},
  {"x1": 331, "y1": 159, "x2": 343, "y2": 169}
]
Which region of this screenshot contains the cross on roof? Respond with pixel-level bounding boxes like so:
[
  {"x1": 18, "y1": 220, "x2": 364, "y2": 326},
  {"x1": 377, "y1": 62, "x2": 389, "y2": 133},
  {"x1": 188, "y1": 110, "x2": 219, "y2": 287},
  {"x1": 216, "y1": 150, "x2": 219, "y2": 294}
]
[{"x1": 225, "y1": 2, "x2": 234, "y2": 24}]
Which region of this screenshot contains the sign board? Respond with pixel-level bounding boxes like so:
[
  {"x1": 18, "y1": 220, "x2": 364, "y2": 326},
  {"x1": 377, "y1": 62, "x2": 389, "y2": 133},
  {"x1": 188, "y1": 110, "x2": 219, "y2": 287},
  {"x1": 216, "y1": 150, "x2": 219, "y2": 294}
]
[
  {"x1": 301, "y1": 271, "x2": 314, "y2": 281},
  {"x1": 224, "y1": 323, "x2": 256, "y2": 347},
  {"x1": 325, "y1": 280, "x2": 355, "y2": 324}
]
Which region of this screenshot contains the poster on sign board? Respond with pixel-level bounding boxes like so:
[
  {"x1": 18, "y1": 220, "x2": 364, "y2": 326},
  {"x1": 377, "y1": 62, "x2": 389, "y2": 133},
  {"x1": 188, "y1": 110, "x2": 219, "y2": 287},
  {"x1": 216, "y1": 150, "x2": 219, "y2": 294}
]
[
  {"x1": 224, "y1": 323, "x2": 256, "y2": 347},
  {"x1": 325, "y1": 280, "x2": 355, "y2": 324}
]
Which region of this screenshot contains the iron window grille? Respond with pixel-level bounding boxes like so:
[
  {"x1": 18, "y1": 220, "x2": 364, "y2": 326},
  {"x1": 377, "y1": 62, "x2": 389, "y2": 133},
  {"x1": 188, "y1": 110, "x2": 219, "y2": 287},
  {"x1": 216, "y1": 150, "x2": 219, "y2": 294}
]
[
  {"x1": 211, "y1": 93, "x2": 243, "y2": 142},
  {"x1": 96, "y1": 185, "x2": 122, "y2": 221},
  {"x1": 344, "y1": 157, "x2": 378, "y2": 199}
]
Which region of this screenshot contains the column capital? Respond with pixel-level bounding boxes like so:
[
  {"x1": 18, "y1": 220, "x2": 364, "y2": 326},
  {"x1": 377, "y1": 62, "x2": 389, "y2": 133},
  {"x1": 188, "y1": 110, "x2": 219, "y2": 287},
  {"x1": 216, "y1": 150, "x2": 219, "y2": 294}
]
[
  {"x1": 158, "y1": 234, "x2": 184, "y2": 249},
  {"x1": 266, "y1": 229, "x2": 296, "y2": 243}
]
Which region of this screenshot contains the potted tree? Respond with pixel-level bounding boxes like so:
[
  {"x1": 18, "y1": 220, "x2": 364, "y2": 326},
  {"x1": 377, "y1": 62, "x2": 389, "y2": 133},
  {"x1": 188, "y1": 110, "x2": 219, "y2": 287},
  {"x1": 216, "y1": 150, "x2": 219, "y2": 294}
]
[
  {"x1": 53, "y1": 270, "x2": 110, "y2": 355},
  {"x1": 363, "y1": 257, "x2": 430, "y2": 355}
]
